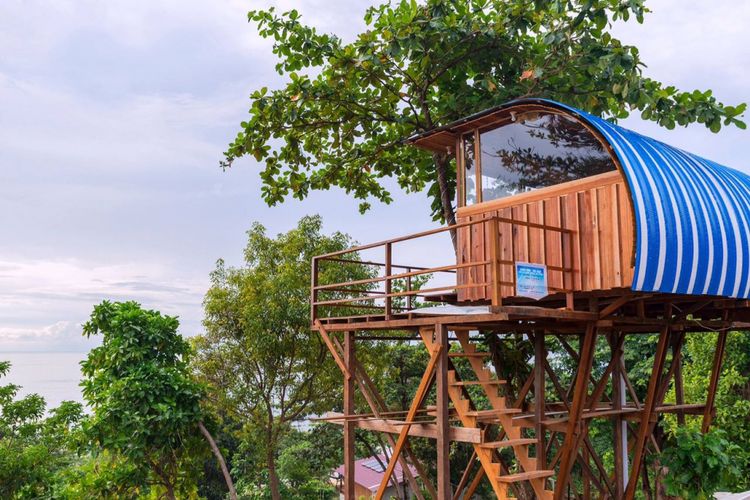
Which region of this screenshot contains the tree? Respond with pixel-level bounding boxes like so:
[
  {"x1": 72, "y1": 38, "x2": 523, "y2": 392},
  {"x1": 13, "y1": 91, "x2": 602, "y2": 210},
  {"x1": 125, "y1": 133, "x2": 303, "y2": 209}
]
[
  {"x1": 660, "y1": 428, "x2": 741, "y2": 499},
  {"x1": 661, "y1": 331, "x2": 750, "y2": 490},
  {"x1": 0, "y1": 361, "x2": 84, "y2": 499},
  {"x1": 224, "y1": 0, "x2": 746, "y2": 242},
  {"x1": 80, "y1": 301, "x2": 236, "y2": 500},
  {"x1": 194, "y1": 215, "x2": 370, "y2": 500}
]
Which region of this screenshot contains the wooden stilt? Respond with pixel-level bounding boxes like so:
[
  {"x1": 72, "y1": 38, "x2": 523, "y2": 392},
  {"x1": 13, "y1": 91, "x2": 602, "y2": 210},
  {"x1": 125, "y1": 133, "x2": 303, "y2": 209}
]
[
  {"x1": 452, "y1": 451, "x2": 477, "y2": 500},
  {"x1": 555, "y1": 323, "x2": 597, "y2": 498},
  {"x1": 330, "y1": 335, "x2": 432, "y2": 499},
  {"x1": 343, "y1": 331, "x2": 355, "y2": 500},
  {"x1": 374, "y1": 341, "x2": 442, "y2": 500},
  {"x1": 610, "y1": 332, "x2": 627, "y2": 499},
  {"x1": 625, "y1": 325, "x2": 671, "y2": 500},
  {"x1": 436, "y1": 324, "x2": 452, "y2": 499},
  {"x1": 534, "y1": 331, "x2": 547, "y2": 470},
  {"x1": 702, "y1": 330, "x2": 728, "y2": 433}
]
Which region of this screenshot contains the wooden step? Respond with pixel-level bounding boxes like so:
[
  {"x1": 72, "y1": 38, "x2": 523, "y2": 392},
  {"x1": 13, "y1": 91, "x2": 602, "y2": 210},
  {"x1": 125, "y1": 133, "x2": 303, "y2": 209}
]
[
  {"x1": 448, "y1": 352, "x2": 491, "y2": 358},
  {"x1": 480, "y1": 438, "x2": 536, "y2": 449},
  {"x1": 466, "y1": 408, "x2": 522, "y2": 417},
  {"x1": 498, "y1": 470, "x2": 554, "y2": 483},
  {"x1": 451, "y1": 379, "x2": 506, "y2": 386}
]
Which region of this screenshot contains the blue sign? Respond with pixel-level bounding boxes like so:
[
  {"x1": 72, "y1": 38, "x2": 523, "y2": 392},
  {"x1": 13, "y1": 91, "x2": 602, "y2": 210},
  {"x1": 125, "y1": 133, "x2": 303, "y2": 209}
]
[{"x1": 515, "y1": 262, "x2": 548, "y2": 300}]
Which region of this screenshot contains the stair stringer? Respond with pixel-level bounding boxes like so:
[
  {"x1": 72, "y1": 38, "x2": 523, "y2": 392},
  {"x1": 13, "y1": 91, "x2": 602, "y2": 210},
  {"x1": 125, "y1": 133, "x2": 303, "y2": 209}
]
[
  {"x1": 454, "y1": 331, "x2": 553, "y2": 500},
  {"x1": 419, "y1": 330, "x2": 510, "y2": 499}
]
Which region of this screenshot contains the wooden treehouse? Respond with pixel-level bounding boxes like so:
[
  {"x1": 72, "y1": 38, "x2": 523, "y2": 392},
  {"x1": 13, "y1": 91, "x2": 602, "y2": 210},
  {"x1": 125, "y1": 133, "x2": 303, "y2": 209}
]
[{"x1": 311, "y1": 99, "x2": 750, "y2": 499}]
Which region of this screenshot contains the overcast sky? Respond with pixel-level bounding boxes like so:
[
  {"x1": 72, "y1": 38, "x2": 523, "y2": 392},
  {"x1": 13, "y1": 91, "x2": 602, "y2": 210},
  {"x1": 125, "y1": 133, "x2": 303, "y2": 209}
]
[{"x1": 0, "y1": 0, "x2": 747, "y2": 352}]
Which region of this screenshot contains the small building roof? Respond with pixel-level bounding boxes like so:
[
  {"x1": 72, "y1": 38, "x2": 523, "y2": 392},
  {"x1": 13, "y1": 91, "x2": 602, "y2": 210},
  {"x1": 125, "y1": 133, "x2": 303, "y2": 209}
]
[
  {"x1": 334, "y1": 454, "x2": 418, "y2": 492},
  {"x1": 410, "y1": 98, "x2": 750, "y2": 299}
]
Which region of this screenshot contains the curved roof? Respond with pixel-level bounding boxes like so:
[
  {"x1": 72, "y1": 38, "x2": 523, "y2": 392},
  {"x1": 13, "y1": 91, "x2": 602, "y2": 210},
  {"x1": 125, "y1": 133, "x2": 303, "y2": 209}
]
[
  {"x1": 409, "y1": 98, "x2": 750, "y2": 299},
  {"x1": 550, "y1": 100, "x2": 750, "y2": 299}
]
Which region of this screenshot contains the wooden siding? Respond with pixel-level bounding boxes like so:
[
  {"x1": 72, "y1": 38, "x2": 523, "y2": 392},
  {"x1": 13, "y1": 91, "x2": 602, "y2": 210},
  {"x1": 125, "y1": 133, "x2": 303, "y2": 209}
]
[{"x1": 456, "y1": 171, "x2": 635, "y2": 302}]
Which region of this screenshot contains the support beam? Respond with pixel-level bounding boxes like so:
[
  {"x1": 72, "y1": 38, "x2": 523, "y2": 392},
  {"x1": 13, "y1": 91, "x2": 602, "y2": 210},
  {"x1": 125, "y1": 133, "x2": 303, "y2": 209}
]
[
  {"x1": 375, "y1": 343, "x2": 442, "y2": 500},
  {"x1": 452, "y1": 451, "x2": 477, "y2": 500},
  {"x1": 324, "y1": 412, "x2": 481, "y2": 443},
  {"x1": 464, "y1": 466, "x2": 485, "y2": 500},
  {"x1": 330, "y1": 336, "x2": 433, "y2": 498},
  {"x1": 332, "y1": 337, "x2": 434, "y2": 500},
  {"x1": 343, "y1": 331, "x2": 355, "y2": 500},
  {"x1": 554, "y1": 322, "x2": 598, "y2": 498},
  {"x1": 625, "y1": 325, "x2": 671, "y2": 500},
  {"x1": 534, "y1": 331, "x2": 547, "y2": 469},
  {"x1": 435, "y1": 324, "x2": 452, "y2": 499},
  {"x1": 702, "y1": 330, "x2": 728, "y2": 433},
  {"x1": 610, "y1": 332, "x2": 628, "y2": 499}
]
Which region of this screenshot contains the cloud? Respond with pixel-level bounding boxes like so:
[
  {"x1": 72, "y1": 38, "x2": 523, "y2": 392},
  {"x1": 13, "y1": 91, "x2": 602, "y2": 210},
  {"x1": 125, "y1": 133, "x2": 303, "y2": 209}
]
[
  {"x1": 0, "y1": 0, "x2": 747, "y2": 357},
  {"x1": 0, "y1": 256, "x2": 206, "y2": 351}
]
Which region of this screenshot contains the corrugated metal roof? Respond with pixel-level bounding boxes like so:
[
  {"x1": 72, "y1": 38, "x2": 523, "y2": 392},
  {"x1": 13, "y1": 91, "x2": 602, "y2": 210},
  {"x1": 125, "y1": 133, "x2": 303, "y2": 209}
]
[
  {"x1": 546, "y1": 100, "x2": 750, "y2": 298},
  {"x1": 412, "y1": 97, "x2": 749, "y2": 298}
]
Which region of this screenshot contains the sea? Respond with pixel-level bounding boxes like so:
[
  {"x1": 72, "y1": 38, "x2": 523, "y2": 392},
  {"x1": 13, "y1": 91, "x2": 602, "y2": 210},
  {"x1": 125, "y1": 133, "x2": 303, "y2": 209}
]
[{"x1": 1, "y1": 352, "x2": 87, "y2": 410}]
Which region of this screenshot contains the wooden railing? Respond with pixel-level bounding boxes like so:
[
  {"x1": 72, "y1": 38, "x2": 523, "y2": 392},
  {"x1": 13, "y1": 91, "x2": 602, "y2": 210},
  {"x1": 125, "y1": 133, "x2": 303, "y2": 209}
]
[{"x1": 311, "y1": 217, "x2": 575, "y2": 322}]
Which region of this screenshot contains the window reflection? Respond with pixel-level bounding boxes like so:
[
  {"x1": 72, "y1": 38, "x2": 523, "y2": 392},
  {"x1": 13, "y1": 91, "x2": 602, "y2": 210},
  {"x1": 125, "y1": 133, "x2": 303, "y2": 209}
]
[
  {"x1": 462, "y1": 132, "x2": 477, "y2": 205},
  {"x1": 478, "y1": 112, "x2": 615, "y2": 202}
]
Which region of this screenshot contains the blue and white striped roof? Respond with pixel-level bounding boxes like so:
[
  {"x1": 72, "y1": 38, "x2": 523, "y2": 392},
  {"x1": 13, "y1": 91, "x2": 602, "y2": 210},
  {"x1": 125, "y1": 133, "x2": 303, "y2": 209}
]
[{"x1": 545, "y1": 99, "x2": 750, "y2": 299}]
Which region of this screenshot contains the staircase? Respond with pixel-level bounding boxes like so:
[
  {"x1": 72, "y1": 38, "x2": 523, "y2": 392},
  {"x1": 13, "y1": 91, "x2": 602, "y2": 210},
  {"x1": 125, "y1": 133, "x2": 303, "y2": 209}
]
[{"x1": 421, "y1": 330, "x2": 554, "y2": 500}]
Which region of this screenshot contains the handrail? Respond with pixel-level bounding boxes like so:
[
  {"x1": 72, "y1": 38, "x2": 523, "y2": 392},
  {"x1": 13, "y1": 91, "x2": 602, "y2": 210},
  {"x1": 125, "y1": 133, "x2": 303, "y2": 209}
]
[
  {"x1": 313, "y1": 216, "x2": 573, "y2": 261},
  {"x1": 311, "y1": 216, "x2": 576, "y2": 322},
  {"x1": 314, "y1": 260, "x2": 490, "y2": 292}
]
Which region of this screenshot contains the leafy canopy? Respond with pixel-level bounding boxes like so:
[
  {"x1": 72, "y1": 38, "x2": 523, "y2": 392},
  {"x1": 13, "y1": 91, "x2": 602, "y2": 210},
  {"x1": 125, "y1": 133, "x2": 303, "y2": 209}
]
[
  {"x1": 81, "y1": 301, "x2": 207, "y2": 497},
  {"x1": 194, "y1": 215, "x2": 371, "y2": 499},
  {"x1": 225, "y1": 0, "x2": 746, "y2": 221},
  {"x1": 661, "y1": 428, "x2": 742, "y2": 499},
  {"x1": 0, "y1": 361, "x2": 84, "y2": 499}
]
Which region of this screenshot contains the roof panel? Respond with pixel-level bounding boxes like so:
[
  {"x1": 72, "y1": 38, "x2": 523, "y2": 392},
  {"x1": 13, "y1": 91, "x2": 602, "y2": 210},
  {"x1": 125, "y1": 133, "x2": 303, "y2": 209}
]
[{"x1": 548, "y1": 99, "x2": 750, "y2": 298}]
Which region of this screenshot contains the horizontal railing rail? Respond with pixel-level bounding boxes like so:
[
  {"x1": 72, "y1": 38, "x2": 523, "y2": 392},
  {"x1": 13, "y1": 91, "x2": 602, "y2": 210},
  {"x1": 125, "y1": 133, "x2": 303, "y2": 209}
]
[{"x1": 311, "y1": 216, "x2": 575, "y2": 323}]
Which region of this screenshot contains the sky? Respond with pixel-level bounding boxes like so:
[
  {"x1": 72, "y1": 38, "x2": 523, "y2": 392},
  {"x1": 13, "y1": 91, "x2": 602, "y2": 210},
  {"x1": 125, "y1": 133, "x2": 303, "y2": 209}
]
[{"x1": 0, "y1": 0, "x2": 748, "y2": 352}]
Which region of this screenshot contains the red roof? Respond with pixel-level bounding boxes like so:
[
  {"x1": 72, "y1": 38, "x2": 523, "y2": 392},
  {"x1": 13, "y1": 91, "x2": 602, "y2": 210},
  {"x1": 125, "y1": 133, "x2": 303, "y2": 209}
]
[{"x1": 334, "y1": 454, "x2": 418, "y2": 492}]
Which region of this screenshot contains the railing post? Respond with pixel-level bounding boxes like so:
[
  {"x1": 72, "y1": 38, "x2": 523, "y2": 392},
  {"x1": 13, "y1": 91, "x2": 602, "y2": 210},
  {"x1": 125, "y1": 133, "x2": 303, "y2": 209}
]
[
  {"x1": 311, "y1": 257, "x2": 319, "y2": 321},
  {"x1": 488, "y1": 217, "x2": 502, "y2": 307},
  {"x1": 385, "y1": 243, "x2": 392, "y2": 319},
  {"x1": 406, "y1": 267, "x2": 413, "y2": 311}
]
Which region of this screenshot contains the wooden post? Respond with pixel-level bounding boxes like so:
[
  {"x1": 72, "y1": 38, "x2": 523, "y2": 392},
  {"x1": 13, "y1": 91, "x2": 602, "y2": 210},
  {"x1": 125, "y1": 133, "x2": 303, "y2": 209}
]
[
  {"x1": 625, "y1": 325, "x2": 671, "y2": 500},
  {"x1": 406, "y1": 267, "x2": 413, "y2": 311},
  {"x1": 374, "y1": 343, "x2": 442, "y2": 500},
  {"x1": 343, "y1": 331, "x2": 355, "y2": 500},
  {"x1": 674, "y1": 352, "x2": 686, "y2": 426},
  {"x1": 385, "y1": 243, "x2": 393, "y2": 319},
  {"x1": 435, "y1": 323, "x2": 452, "y2": 500},
  {"x1": 311, "y1": 257, "x2": 318, "y2": 321},
  {"x1": 555, "y1": 323, "x2": 597, "y2": 498},
  {"x1": 534, "y1": 331, "x2": 546, "y2": 469},
  {"x1": 610, "y1": 332, "x2": 627, "y2": 499},
  {"x1": 488, "y1": 217, "x2": 502, "y2": 307},
  {"x1": 452, "y1": 451, "x2": 476, "y2": 500},
  {"x1": 702, "y1": 330, "x2": 728, "y2": 433}
]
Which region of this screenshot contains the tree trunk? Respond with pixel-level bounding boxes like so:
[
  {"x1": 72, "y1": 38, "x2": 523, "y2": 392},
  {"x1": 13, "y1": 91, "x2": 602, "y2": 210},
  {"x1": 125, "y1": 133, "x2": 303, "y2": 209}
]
[
  {"x1": 267, "y1": 445, "x2": 282, "y2": 500},
  {"x1": 164, "y1": 481, "x2": 176, "y2": 500},
  {"x1": 434, "y1": 153, "x2": 457, "y2": 252},
  {"x1": 199, "y1": 421, "x2": 238, "y2": 500}
]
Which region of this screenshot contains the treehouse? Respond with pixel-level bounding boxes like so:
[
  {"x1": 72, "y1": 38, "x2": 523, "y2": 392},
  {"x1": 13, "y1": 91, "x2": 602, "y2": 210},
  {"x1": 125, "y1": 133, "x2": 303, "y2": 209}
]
[
  {"x1": 312, "y1": 98, "x2": 750, "y2": 500},
  {"x1": 409, "y1": 98, "x2": 750, "y2": 306}
]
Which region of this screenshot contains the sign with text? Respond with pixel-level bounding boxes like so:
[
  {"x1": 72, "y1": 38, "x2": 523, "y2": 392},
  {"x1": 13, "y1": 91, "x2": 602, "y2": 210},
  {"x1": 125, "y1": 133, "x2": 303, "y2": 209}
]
[{"x1": 515, "y1": 262, "x2": 549, "y2": 300}]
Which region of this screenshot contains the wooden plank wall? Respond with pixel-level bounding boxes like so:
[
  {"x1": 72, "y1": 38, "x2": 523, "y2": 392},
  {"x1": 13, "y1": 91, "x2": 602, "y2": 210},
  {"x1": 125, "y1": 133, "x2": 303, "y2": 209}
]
[{"x1": 456, "y1": 171, "x2": 635, "y2": 302}]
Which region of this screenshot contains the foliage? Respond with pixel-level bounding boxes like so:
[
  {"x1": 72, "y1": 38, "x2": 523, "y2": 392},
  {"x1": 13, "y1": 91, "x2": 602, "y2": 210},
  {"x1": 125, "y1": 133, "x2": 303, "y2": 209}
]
[
  {"x1": 50, "y1": 451, "x2": 148, "y2": 500},
  {"x1": 194, "y1": 215, "x2": 371, "y2": 500},
  {"x1": 660, "y1": 428, "x2": 742, "y2": 499},
  {"x1": 225, "y1": 0, "x2": 746, "y2": 224},
  {"x1": 80, "y1": 300, "x2": 209, "y2": 499},
  {"x1": 0, "y1": 361, "x2": 84, "y2": 499},
  {"x1": 662, "y1": 331, "x2": 750, "y2": 490}
]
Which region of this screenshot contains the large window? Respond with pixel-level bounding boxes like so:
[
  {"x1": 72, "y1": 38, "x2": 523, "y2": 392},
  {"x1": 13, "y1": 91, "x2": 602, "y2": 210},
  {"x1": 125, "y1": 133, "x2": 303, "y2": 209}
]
[{"x1": 461, "y1": 111, "x2": 615, "y2": 205}]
